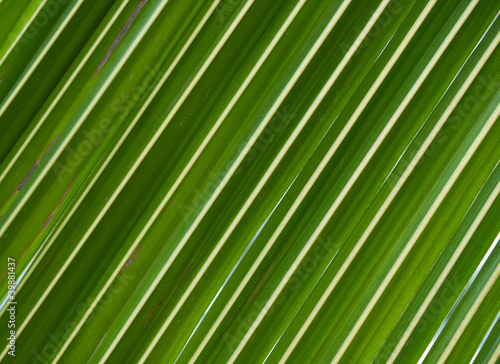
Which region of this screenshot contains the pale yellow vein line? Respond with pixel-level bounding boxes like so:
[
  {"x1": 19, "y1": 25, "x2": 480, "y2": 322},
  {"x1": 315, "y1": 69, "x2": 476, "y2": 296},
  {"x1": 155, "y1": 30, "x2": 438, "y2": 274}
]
[
  {"x1": 487, "y1": 341, "x2": 500, "y2": 364},
  {"x1": 438, "y1": 262, "x2": 500, "y2": 364},
  {"x1": 0, "y1": 0, "x2": 131, "y2": 184},
  {"x1": 0, "y1": 0, "x2": 172, "y2": 238},
  {"x1": 332, "y1": 97, "x2": 499, "y2": 364},
  {"x1": 0, "y1": 1, "x2": 220, "y2": 328},
  {"x1": 139, "y1": 0, "x2": 368, "y2": 361},
  {"x1": 94, "y1": 2, "x2": 258, "y2": 362},
  {"x1": 96, "y1": 1, "x2": 355, "y2": 361},
  {"x1": 191, "y1": 0, "x2": 427, "y2": 360},
  {"x1": 0, "y1": 0, "x2": 48, "y2": 67},
  {"x1": 201, "y1": 1, "x2": 442, "y2": 358},
  {"x1": 231, "y1": 0, "x2": 470, "y2": 360},
  {"x1": 16, "y1": 2, "x2": 224, "y2": 363},
  {"x1": 284, "y1": 23, "x2": 498, "y2": 364},
  {"x1": 388, "y1": 182, "x2": 500, "y2": 362},
  {"x1": 0, "y1": 0, "x2": 180, "y2": 359},
  {"x1": 0, "y1": 0, "x2": 130, "y2": 325},
  {"x1": 0, "y1": 0, "x2": 85, "y2": 118}
]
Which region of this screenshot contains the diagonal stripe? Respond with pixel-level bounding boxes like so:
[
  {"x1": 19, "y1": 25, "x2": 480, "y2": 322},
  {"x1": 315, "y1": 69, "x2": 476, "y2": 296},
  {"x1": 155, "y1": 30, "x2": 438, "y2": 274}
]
[
  {"x1": 228, "y1": 0, "x2": 478, "y2": 361},
  {"x1": 388, "y1": 181, "x2": 500, "y2": 362},
  {"x1": 0, "y1": 0, "x2": 173, "y2": 238},
  {"x1": 419, "y1": 229, "x2": 500, "y2": 364},
  {"x1": 97, "y1": 1, "x2": 357, "y2": 361},
  {"x1": 0, "y1": 0, "x2": 181, "y2": 322},
  {"x1": 192, "y1": 0, "x2": 442, "y2": 358},
  {"x1": 0, "y1": 0, "x2": 48, "y2": 67},
  {"x1": 0, "y1": 0, "x2": 132, "y2": 184},
  {"x1": 0, "y1": 0, "x2": 224, "y2": 361},
  {"x1": 0, "y1": 0, "x2": 217, "y2": 360},
  {"x1": 1, "y1": 1, "x2": 496, "y2": 363},
  {"x1": 193, "y1": 0, "x2": 443, "y2": 361},
  {"x1": 333, "y1": 101, "x2": 500, "y2": 363},
  {"x1": 487, "y1": 336, "x2": 500, "y2": 364},
  {"x1": 470, "y1": 309, "x2": 500, "y2": 363},
  {"x1": 55, "y1": 1, "x2": 261, "y2": 362},
  {"x1": 0, "y1": 0, "x2": 222, "y2": 328},
  {"x1": 282, "y1": 22, "x2": 500, "y2": 363},
  {"x1": 188, "y1": 0, "x2": 441, "y2": 360},
  {"x1": 0, "y1": 0, "x2": 86, "y2": 118},
  {"x1": 137, "y1": 0, "x2": 388, "y2": 360},
  {"x1": 437, "y1": 254, "x2": 500, "y2": 363}
]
